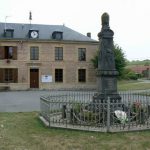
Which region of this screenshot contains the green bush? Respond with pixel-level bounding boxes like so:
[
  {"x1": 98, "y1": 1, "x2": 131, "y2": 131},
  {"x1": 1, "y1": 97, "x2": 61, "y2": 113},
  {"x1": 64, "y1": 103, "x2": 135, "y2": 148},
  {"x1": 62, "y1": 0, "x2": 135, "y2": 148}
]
[
  {"x1": 127, "y1": 71, "x2": 138, "y2": 80},
  {"x1": 122, "y1": 69, "x2": 138, "y2": 80}
]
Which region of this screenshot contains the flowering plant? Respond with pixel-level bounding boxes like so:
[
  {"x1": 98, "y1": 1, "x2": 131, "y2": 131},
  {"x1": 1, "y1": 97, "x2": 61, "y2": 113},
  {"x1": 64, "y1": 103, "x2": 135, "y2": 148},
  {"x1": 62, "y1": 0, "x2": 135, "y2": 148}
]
[{"x1": 132, "y1": 102, "x2": 142, "y2": 113}]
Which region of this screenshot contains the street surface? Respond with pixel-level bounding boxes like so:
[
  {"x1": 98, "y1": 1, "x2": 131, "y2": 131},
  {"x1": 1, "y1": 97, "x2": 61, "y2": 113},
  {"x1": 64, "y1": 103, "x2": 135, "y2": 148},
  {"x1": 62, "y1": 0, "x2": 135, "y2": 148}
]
[{"x1": 0, "y1": 88, "x2": 150, "y2": 112}]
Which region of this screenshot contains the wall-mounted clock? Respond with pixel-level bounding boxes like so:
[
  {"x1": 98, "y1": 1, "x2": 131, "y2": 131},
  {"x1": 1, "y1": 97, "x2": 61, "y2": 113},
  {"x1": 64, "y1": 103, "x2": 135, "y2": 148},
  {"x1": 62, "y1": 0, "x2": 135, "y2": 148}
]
[{"x1": 30, "y1": 30, "x2": 38, "y2": 38}]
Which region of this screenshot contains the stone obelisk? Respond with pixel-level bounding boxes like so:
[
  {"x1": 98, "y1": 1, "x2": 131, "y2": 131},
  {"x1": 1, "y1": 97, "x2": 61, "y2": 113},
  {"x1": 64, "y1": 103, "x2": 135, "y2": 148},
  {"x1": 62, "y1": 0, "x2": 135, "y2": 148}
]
[{"x1": 93, "y1": 12, "x2": 121, "y2": 102}]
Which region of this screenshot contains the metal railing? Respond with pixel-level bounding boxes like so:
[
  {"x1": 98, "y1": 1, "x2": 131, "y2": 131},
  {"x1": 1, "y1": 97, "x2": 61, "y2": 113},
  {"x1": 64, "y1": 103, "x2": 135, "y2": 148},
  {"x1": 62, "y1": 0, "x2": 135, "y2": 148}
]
[{"x1": 40, "y1": 91, "x2": 150, "y2": 132}]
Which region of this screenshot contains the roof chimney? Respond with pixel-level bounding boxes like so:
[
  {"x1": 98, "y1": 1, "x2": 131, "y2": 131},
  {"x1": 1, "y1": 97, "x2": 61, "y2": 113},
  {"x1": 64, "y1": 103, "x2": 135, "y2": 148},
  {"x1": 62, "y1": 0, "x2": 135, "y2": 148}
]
[{"x1": 87, "y1": 32, "x2": 91, "y2": 38}]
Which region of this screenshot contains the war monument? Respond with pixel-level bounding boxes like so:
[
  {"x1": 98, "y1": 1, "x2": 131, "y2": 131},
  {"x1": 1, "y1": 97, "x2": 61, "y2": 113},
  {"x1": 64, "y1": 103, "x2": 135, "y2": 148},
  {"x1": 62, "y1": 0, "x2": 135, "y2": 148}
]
[{"x1": 93, "y1": 12, "x2": 121, "y2": 102}]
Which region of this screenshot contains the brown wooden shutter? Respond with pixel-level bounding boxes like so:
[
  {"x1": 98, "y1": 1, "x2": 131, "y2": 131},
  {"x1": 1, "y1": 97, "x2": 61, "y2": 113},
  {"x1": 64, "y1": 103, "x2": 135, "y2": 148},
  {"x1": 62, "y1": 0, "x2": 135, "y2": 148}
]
[
  {"x1": 0, "y1": 69, "x2": 4, "y2": 83},
  {"x1": 13, "y1": 47, "x2": 17, "y2": 60},
  {"x1": 13, "y1": 69, "x2": 18, "y2": 83},
  {"x1": 0, "y1": 46, "x2": 5, "y2": 59}
]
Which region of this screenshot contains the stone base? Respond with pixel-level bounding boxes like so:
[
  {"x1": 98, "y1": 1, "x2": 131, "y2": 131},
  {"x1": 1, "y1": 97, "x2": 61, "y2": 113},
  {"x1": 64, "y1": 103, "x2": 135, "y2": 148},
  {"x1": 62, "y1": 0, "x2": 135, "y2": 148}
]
[
  {"x1": 91, "y1": 93, "x2": 129, "y2": 115},
  {"x1": 93, "y1": 93, "x2": 121, "y2": 103}
]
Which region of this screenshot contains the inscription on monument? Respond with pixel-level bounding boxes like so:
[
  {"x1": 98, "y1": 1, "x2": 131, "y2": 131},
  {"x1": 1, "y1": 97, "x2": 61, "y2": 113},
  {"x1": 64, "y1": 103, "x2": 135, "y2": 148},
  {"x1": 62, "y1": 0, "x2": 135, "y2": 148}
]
[
  {"x1": 103, "y1": 78, "x2": 114, "y2": 91},
  {"x1": 107, "y1": 78, "x2": 114, "y2": 90}
]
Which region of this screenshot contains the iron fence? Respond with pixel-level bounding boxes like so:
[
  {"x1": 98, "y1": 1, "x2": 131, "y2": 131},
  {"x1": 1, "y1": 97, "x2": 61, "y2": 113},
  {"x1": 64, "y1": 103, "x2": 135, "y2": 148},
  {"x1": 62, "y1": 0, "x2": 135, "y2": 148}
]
[{"x1": 40, "y1": 91, "x2": 150, "y2": 132}]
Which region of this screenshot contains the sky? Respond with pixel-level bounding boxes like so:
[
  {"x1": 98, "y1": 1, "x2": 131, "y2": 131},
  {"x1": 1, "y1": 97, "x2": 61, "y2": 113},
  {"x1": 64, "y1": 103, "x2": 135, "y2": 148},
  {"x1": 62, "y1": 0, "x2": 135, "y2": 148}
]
[{"x1": 0, "y1": 0, "x2": 150, "y2": 61}]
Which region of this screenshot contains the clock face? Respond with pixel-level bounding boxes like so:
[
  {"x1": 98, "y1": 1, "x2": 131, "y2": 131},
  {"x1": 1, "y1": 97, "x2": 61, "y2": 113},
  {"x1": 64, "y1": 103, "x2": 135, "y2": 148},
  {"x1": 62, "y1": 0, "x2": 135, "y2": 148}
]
[{"x1": 31, "y1": 31, "x2": 38, "y2": 38}]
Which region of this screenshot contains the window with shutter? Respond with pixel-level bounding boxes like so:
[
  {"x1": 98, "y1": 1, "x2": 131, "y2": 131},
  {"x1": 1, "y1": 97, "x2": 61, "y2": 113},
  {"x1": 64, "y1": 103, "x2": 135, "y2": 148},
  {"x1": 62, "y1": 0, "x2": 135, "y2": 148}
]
[
  {"x1": 0, "y1": 69, "x2": 4, "y2": 83},
  {"x1": 1, "y1": 46, "x2": 18, "y2": 59},
  {"x1": 3, "y1": 69, "x2": 18, "y2": 83},
  {"x1": 12, "y1": 47, "x2": 17, "y2": 60},
  {"x1": 0, "y1": 46, "x2": 5, "y2": 59},
  {"x1": 13, "y1": 69, "x2": 18, "y2": 83}
]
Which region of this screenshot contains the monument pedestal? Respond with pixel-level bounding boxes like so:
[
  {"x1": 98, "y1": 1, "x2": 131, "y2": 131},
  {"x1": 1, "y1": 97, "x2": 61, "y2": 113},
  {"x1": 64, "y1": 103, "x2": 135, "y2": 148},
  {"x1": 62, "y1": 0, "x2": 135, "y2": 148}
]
[
  {"x1": 93, "y1": 93, "x2": 121, "y2": 103},
  {"x1": 93, "y1": 69, "x2": 121, "y2": 103}
]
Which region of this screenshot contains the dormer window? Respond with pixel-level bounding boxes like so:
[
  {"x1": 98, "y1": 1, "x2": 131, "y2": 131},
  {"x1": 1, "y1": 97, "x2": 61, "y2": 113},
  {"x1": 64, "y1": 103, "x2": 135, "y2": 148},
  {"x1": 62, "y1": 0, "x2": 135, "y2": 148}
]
[
  {"x1": 52, "y1": 31, "x2": 63, "y2": 40},
  {"x1": 29, "y1": 30, "x2": 39, "y2": 39},
  {"x1": 4, "y1": 29, "x2": 14, "y2": 38}
]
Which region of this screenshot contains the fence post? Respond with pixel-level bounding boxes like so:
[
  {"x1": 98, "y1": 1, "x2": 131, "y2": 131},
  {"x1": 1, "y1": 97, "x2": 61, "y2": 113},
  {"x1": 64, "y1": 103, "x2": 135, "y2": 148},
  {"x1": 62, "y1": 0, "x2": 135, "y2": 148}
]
[
  {"x1": 107, "y1": 97, "x2": 110, "y2": 132},
  {"x1": 49, "y1": 100, "x2": 51, "y2": 127}
]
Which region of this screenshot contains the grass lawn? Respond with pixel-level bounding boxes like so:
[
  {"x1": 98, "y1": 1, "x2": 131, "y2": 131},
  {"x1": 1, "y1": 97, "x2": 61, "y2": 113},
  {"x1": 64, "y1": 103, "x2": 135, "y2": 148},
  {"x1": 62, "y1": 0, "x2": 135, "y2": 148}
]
[
  {"x1": 0, "y1": 112, "x2": 150, "y2": 150},
  {"x1": 118, "y1": 80, "x2": 150, "y2": 91}
]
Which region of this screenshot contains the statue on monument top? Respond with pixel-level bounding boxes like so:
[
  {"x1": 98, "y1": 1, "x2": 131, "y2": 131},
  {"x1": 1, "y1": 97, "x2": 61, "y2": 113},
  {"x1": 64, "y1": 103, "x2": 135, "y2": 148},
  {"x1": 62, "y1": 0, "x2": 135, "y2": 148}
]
[
  {"x1": 101, "y1": 12, "x2": 109, "y2": 28},
  {"x1": 98, "y1": 12, "x2": 114, "y2": 39},
  {"x1": 97, "y1": 12, "x2": 116, "y2": 70}
]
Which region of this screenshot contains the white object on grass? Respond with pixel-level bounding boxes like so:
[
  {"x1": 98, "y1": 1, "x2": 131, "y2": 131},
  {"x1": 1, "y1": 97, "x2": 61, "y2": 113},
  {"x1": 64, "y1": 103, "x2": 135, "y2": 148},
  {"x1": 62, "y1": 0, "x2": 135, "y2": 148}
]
[{"x1": 114, "y1": 110, "x2": 128, "y2": 124}]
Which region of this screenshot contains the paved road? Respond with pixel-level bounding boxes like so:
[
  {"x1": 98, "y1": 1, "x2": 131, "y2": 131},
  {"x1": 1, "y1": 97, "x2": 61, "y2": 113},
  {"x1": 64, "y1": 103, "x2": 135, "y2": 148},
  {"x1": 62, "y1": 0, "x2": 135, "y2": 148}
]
[
  {"x1": 0, "y1": 91, "x2": 53, "y2": 112},
  {"x1": 138, "y1": 79, "x2": 150, "y2": 83},
  {"x1": 0, "y1": 90, "x2": 95, "y2": 112},
  {"x1": 0, "y1": 89, "x2": 150, "y2": 112}
]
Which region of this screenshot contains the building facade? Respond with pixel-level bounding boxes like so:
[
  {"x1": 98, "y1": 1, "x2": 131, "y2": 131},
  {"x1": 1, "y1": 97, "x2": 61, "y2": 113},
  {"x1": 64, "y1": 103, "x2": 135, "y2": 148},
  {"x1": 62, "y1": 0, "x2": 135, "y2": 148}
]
[{"x1": 0, "y1": 23, "x2": 98, "y2": 90}]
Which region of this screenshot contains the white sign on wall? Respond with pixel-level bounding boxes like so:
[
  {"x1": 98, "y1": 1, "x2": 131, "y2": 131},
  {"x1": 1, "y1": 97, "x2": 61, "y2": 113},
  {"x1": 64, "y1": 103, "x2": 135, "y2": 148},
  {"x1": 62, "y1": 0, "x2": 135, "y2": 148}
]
[{"x1": 41, "y1": 75, "x2": 52, "y2": 83}]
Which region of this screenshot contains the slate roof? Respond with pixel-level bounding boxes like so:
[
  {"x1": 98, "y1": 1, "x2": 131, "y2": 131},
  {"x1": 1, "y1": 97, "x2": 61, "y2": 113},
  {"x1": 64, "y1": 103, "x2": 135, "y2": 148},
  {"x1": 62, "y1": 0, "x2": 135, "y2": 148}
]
[{"x1": 0, "y1": 22, "x2": 97, "y2": 42}]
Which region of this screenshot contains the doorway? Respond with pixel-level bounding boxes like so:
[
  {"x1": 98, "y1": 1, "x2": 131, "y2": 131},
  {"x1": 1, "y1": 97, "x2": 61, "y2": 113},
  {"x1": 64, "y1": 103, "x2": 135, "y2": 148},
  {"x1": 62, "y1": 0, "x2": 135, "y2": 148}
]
[{"x1": 30, "y1": 69, "x2": 39, "y2": 88}]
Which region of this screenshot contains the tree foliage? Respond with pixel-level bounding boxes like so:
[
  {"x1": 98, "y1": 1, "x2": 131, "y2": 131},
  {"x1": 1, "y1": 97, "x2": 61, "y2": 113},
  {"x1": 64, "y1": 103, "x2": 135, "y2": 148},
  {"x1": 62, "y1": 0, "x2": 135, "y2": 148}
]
[
  {"x1": 113, "y1": 44, "x2": 126, "y2": 77},
  {"x1": 91, "y1": 51, "x2": 99, "y2": 69},
  {"x1": 122, "y1": 68, "x2": 138, "y2": 80},
  {"x1": 91, "y1": 44, "x2": 126, "y2": 77}
]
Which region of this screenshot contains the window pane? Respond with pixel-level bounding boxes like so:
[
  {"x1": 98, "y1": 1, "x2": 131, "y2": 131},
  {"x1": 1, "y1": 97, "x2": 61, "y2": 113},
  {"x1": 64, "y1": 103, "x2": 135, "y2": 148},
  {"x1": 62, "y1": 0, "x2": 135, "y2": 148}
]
[
  {"x1": 5, "y1": 30, "x2": 13, "y2": 38},
  {"x1": 30, "y1": 47, "x2": 39, "y2": 60},
  {"x1": 55, "y1": 47, "x2": 63, "y2": 60},
  {"x1": 3, "y1": 46, "x2": 17, "y2": 59},
  {"x1": 78, "y1": 48, "x2": 86, "y2": 61},
  {"x1": 78, "y1": 69, "x2": 86, "y2": 82},
  {"x1": 5, "y1": 69, "x2": 13, "y2": 82},
  {"x1": 0, "y1": 69, "x2": 18, "y2": 83},
  {"x1": 6, "y1": 31, "x2": 11, "y2": 37},
  {"x1": 8, "y1": 47, "x2": 13, "y2": 59},
  {"x1": 55, "y1": 69, "x2": 63, "y2": 82}
]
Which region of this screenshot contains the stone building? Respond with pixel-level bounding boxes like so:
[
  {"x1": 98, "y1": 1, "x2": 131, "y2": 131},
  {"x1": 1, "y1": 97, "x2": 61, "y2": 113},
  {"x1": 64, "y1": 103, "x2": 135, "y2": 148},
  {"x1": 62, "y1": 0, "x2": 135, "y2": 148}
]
[{"x1": 0, "y1": 23, "x2": 98, "y2": 90}]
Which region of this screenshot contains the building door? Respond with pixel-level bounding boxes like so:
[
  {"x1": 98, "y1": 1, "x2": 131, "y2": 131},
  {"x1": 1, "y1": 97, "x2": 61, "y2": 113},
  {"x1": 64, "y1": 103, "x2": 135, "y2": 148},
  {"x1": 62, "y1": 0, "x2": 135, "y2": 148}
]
[{"x1": 30, "y1": 69, "x2": 39, "y2": 88}]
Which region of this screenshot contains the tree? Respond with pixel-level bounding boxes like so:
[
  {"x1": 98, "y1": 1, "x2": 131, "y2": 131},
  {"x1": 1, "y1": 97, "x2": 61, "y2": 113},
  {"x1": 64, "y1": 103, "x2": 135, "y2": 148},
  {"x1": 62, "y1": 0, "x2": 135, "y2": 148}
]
[
  {"x1": 91, "y1": 50, "x2": 99, "y2": 69},
  {"x1": 122, "y1": 68, "x2": 138, "y2": 80},
  {"x1": 91, "y1": 44, "x2": 126, "y2": 78},
  {"x1": 113, "y1": 44, "x2": 126, "y2": 77}
]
